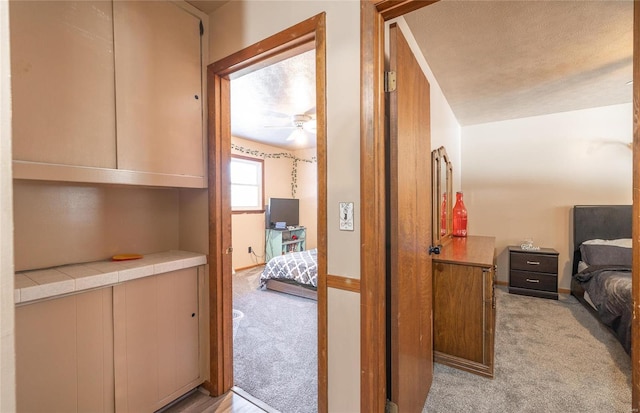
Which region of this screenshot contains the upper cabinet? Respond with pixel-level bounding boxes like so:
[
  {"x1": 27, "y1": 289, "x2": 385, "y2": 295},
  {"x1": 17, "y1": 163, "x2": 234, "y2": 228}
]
[
  {"x1": 9, "y1": 1, "x2": 208, "y2": 188},
  {"x1": 114, "y1": 1, "x2": 204, "y2": 178},
  {"x1": 10, "y1": 1, "x2": 117, "y2": 169}
]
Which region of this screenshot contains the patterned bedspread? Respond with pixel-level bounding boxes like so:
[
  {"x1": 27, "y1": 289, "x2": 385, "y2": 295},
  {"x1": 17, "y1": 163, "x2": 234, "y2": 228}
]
[
  {"x1": 260, "y1": 248, "x2": 318, "y2": 289},
  {"x1": 575, "y1": 265, "x2": 632, "y2": 354}
]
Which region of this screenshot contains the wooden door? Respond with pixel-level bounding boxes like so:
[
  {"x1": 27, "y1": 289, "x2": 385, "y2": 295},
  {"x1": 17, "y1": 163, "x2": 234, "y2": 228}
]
[{"x1": 387, "y1": 23, "x2": 433, "y2": 412}]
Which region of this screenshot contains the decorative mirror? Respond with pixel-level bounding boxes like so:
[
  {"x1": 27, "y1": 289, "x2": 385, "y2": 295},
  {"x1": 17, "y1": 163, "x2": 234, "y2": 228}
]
[{"x1": 432, "y1": 146, "x2": 453, "y2": 246}]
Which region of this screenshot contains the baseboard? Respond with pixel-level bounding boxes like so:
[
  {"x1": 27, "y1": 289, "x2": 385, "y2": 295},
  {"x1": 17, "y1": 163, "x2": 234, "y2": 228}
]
[{"x1": 234, "y1": 263, "x2": 265, "y2": 272}]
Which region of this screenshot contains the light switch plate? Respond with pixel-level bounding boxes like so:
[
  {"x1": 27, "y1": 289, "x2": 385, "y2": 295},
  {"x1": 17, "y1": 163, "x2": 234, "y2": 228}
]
[{"x1": 339, "y1": 202, "x2": 354, "y2": 231}]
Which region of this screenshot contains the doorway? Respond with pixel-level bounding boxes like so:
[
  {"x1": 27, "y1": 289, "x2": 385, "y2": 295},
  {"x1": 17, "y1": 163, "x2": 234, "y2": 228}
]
[
  {"x1": 206, "y1": 13, "x2": 328, "y2": 411},
  {"x1": 228, "y1": 48, "x2": 319, "y2": 412},
  {"x1": 361, "y1": 1, "x2": 640, "y2": 411}
]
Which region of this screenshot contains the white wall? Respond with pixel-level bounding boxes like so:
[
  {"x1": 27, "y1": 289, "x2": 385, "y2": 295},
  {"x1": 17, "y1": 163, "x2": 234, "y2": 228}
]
[
  {"x1": 209, "y1": 2, "x2": 361, "y2": 410},
  {"x1": 295, "y1": 146, "x2": 318, "y2": 250},
  {"x1": 462, "y1": 103, "x2": 633, "y2": 290},
  {"x1": 0, "y1": 0, "x2": 16, "y2": 410}
]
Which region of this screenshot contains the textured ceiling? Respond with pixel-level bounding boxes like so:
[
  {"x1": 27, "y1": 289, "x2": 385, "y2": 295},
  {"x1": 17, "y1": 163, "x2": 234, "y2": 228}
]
[
  {"x1": 195, "y1": 1, "x2": 633, "y2": 144},
  {"x1": 230, "y1": 50, "x2": 316, "y2": 150},
  {"x1": 404, "y1": 0, "x2": 633, "y2": 126}
]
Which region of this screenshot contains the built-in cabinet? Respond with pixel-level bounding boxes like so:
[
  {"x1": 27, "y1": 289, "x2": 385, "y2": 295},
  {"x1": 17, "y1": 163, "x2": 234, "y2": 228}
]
[
  {"x1": 16, "y1": 267, "x2": 204, "y2": 413},
  {"x1": 10, "y1": 1, "x2": 117, "y2": 169},
  {"x1": 11, "y1": 1, "x2": 208, "y2": 411},
  {"x1": 16, "y1": 288, "x2": 115, "y2": 413},
  {"x1": 432, "y1": 235, "x2": 496, "y2": 378},
  {"x1": 113, "y1": 1, "x2": 204, "y2": 178},
  {"x1": 265, "y1": 227, "x2": 306, "y2": 261},
  {"x1": 9, "y1": 0, "x2": 207, "y2": 188},
  {"x1": 114, "y1": 267, "x2": 201, "y2": 412}
]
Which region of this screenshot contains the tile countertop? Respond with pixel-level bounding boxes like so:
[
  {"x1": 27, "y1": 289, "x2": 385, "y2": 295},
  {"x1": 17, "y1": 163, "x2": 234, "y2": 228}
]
[{"x1": 15, "y1": 250, "x2": 207, "y2": 304}]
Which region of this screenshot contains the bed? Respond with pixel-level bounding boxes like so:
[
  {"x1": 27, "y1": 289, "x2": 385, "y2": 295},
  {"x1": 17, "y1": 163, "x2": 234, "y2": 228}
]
[
  {"x1": 260, "y1": 248, "x2": 318, "y2": 300},
  {"x1": 571, "y1": 205, "x2": 632, "y2": 354}
]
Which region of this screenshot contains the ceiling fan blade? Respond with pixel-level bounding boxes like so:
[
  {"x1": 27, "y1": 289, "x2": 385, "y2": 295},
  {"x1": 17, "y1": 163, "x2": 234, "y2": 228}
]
[
  {"x1": 263, "y1": 125, "x2": 295, "y2": 129},
  {"x1": 261, "y1": 109, "x2": 290, "y2": 119},
  {"x1": 303, "y1": 106, "x2": 316, "y2": 117}
]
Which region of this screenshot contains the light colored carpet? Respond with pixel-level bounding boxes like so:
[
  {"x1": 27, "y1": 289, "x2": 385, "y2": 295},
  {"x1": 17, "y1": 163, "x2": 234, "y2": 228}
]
[
  {"x1": 232, "y1": 266, "x2": 317, "y2": 413},
  {"x1": 423, "y1": 287, "x2": 631, "y2": 412}
]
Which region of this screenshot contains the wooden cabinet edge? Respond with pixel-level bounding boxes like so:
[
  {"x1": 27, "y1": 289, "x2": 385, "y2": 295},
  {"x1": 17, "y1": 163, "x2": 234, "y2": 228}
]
[
  {"x1": 13, "y1": 160, "x2": 206, "y2": 189},
  {"x1": 434, "y1": 351, "x2": 494, "y2": 378}
]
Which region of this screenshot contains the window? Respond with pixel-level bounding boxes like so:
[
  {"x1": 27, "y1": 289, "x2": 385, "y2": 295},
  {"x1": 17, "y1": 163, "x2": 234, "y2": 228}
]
[{"x1": 231, "y1": 155, "x2": 264, "y2": 212}]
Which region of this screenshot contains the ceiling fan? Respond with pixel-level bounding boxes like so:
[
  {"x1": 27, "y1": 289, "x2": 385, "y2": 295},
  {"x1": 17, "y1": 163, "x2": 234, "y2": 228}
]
[{"x1": 263, "y1": 108, "x2": 317, "y2": 142}]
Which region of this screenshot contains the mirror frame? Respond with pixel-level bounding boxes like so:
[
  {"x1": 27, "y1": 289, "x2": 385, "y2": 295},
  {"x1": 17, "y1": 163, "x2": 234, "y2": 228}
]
[{"x1": 432, "y1": 146, "x2": 453, "y2": 246}]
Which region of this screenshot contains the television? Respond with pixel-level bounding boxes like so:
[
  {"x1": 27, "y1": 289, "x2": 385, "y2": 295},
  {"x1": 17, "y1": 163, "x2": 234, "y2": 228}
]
[{"x1": 266, "y1": 198, "x2": 299, "y2": 228}]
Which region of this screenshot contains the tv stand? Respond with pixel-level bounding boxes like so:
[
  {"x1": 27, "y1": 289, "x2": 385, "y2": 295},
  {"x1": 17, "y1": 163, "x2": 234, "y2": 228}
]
[{"x1": 265, "y1": 227, "x2": 306, "y2": 261}]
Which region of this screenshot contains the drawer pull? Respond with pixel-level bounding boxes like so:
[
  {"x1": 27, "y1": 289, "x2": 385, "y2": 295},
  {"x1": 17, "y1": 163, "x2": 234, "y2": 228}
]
[
  {"x1": 526, "y1": 278, "x2": 540, "y2": 283},
  {"x1": 526, "y1": 261, "x2": 540, "y2": 265}
]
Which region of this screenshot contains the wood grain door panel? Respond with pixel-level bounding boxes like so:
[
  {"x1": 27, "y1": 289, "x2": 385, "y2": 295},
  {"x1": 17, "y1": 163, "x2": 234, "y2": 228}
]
[{"x1": 388, "y1": 23, "x2": 433, "y2": 412}]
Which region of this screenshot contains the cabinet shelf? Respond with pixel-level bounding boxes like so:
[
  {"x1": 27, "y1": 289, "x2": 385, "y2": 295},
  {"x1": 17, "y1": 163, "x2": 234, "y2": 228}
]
[
  {"x1": 281, "y1": 239, "x2": 304, "y2": 246},
  {"x1": 265, "y1": 227, "x2": 306, "y2": 261},
  {"x1": 13, "y1": 161, "x2": 206, "y2": 189}
]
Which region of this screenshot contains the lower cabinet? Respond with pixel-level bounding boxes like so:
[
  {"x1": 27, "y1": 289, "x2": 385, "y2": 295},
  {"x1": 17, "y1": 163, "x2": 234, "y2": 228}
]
[
  {"x1": 15, "y1": 267, "x2": 203, "y2": 413},
  {"x1": 113, "y1": 267, "x2": 202, "y2": 413},
  {"x1": 432, "y1": 236, "x2": 496, "y2": 378},
  {"x1": 16, "y1": 288, "x2": 115, "y2": 413}
]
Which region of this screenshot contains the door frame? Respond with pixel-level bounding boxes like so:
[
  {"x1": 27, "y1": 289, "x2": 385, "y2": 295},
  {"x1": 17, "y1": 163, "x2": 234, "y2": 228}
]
[
  {"x1": 205, "y1": 13, "x2": 328, "y2": 412},
  {"x1": 361, "y1": 0, "x2": 640, "y2": 411},
  {"x1": 360, "y1": 2, "x2": 438, "y2": 411}
]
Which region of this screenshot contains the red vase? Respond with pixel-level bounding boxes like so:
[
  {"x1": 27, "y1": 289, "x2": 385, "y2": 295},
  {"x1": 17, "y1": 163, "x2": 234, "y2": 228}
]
[
  {"x1": 440, "y1": 193, "x2": 447, "y2": 236},
  {"x1": 452, "y1": 191, "x2": 468, "y2": 237}
]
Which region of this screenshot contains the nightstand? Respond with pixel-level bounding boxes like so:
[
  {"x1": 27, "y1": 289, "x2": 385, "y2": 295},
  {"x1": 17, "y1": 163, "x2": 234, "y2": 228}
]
[{"x1": 508, "y1": 246, "x2": 559, "y2": 300}]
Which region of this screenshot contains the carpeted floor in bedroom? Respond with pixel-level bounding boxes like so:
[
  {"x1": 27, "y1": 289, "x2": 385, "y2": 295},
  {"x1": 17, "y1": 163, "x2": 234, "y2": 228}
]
[
  {"x1": 232, "y1": 265, "x2": 317, "y2": 413},
  {"x1": 208, "y1": 267, "x2": 631, "y2": 413},
  {"x1": 423, "y1": 287, "x2": 631, "y2": 412}
]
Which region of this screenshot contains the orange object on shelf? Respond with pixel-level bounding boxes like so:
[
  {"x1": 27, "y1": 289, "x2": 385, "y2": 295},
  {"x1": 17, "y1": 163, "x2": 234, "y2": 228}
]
[{"x1": 112, "y1": 254, "x2": 143, "y2": 261}]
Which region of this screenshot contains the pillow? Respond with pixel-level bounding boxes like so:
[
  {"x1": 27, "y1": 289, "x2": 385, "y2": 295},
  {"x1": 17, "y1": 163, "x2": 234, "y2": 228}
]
[
  {"x1": 582, "y1": 238, "x2": 632, "y2": 248},
  {"x1": 580, "y1": 238, "x2": 632, "y2": 266}
]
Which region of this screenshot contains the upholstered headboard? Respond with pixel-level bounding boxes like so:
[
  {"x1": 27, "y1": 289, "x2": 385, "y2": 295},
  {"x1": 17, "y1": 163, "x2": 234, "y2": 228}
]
[{"x1": 572, "y1": 205, "x2": 632, "y2": 275}]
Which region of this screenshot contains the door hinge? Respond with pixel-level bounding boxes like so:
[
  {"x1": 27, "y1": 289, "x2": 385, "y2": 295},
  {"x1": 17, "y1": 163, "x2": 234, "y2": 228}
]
[
  {"x1": 384, "y1": 71, "x2": 397, "y2": 92},
  {"x1": 385, "y1": 400, "x2": 399, "y2": 413},
  {"x1": 199, "y1": 21, "x2": 204, "y2": 36},
  {"x1": 225, "y1": 247, "x2": 233, "y2": 255}
]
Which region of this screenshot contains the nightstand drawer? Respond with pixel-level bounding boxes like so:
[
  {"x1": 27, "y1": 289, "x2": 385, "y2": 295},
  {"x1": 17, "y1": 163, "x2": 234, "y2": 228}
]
[
  {"x1": 510, "y1": 270, "x2": 557, "y2": 292},
  {"x1": 510, "y1": 253, "x2": 557, "y2": 274}
]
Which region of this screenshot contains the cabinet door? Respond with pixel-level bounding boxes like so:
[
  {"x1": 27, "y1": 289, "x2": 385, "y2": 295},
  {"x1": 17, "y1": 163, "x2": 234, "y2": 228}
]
[
  {"x1": 114, "y1": 268, "x2": 200, "y2": 413},
  {"x1": 16, "y1": 288, "x2": 114, "y2": 413},
  {"x1": 10, "y1": 1, "x2": 117, "y2": 168},
  {"x1": 113, "y1": 1, "x2": 203, "y2": 177},
  {"x1": 433, "y1": 262, "x2": 484, "y2": 363}
]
